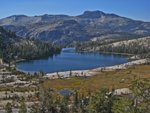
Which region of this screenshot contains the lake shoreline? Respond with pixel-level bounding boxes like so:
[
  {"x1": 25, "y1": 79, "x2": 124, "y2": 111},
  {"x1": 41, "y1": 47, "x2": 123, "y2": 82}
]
[
  {"x1": 15, "y1": 48, "x2": 148, "y2": 77},
  {"x1": 16, "y1": 48, "x2": 128, "y2": 74},
  {"x1": 45, "y1": 59, "x2": 149, "y2": 79},
  {"x1": 76, "y1": 50, "x2": 134, "y2": 56}
]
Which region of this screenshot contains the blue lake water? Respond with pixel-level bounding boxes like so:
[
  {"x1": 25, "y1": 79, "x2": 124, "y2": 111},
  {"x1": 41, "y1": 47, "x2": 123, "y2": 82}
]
[{"x1": 16, "y1": 48, "x2": 128, "y2": 74}]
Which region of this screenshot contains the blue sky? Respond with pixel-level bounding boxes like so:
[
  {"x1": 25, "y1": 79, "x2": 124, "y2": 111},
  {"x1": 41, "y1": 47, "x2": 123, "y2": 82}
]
[{"x1": 0, "y1": 0, "x2": 150, "y2": 21}]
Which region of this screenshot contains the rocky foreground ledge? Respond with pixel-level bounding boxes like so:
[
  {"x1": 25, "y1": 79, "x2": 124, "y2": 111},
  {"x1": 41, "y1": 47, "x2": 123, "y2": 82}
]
[{"x1": 45, "y1": 59, "x2": 150, "y2": 79}]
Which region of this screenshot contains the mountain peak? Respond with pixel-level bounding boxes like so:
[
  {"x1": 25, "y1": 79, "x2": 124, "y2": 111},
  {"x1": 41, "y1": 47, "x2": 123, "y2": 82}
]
[
  {"x1": 0, "y1": 11, "x2": 150, "y2": 45},
  {"x1": 78, "y1": 10, "x2": 105, "y2": 18},
  {"x1": 8, "y1": 15, "x2": 28, "y2": 18}
]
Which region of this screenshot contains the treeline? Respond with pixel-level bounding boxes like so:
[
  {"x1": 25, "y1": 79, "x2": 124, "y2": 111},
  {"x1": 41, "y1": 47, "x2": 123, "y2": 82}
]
[
  {"x1": 3, "y1": 40, "x2": 61, "y2": 62},
  {"x1": 0, "y1": 26, "x2": 19, "y2": 59},
  {"x1": 76, "y1": 33, "x2": 142, "y2": 51},
  {"x1": 5, "y1": 79, "x2": 150, "y2": 113},
  {"x1": 77, "y1": 37, "x2": 150, "y2": 58},
  {"x1": 98, "y1": 41, "x2": 150, "y2": 55},
  {"x1": 0, "y1": 26, "x2": 61, "y2": 63}
]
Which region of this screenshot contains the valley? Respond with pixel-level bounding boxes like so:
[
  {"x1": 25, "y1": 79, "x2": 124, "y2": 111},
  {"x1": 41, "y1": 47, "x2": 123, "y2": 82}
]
[{"x1": 0, "y1": 9, "x2": 150, "y2": 113}]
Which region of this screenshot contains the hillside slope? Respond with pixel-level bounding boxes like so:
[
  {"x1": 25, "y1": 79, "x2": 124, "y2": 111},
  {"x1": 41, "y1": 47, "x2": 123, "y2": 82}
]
[
  {"x1": 0, "y1": 11, "x2": 150, "y2": 45},
  {"x1": 0, "y1": 26, "x2": 60, "y2": 62},
  {"x1": 77, "y1": 36, "x2": 150, "y2": 58}
]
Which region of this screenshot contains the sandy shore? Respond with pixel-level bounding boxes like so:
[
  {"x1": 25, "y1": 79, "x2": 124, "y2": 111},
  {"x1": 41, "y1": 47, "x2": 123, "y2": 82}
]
[
  {"x1": 92, "y1": 59, "x2": 149, "y2": 71},
  {"x1": 45, "y1": 59, "x2": 149, "y2": 79}
]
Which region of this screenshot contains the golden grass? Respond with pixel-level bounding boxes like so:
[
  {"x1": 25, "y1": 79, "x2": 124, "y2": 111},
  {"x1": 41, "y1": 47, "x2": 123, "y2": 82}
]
[{"x1": 43, "y1": 65, "x2": 150, "y2": 95}]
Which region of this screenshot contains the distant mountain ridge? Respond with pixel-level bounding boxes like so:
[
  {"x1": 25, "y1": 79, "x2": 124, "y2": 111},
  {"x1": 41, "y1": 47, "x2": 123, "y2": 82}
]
[{"x1": 0, "y1": 10, "x2": 150, "y2": 45}]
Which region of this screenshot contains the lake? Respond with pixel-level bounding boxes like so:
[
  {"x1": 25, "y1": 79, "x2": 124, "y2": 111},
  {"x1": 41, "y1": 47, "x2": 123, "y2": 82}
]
[{"x1": 16, "y1": 48, "x2": 128, "y2": 74}]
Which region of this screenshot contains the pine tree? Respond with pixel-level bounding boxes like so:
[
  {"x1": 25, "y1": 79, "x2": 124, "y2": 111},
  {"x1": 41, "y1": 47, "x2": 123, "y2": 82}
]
[
  {"x1": 19, "y1": 99, "x2": 27, "y2": 113},
  {"x1": 5, "y1": 102, "x2": 12, "y2": 113},
  {"x1": 112, "y1": 98, "x2": 133, "y2": 113}
]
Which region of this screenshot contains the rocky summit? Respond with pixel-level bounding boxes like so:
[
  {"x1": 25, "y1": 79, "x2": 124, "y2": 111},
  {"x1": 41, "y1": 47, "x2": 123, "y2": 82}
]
[{"x1": 0, "y1": 10, "x2": 150, "y2": 45}]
